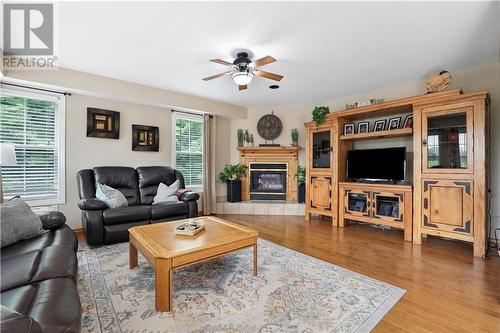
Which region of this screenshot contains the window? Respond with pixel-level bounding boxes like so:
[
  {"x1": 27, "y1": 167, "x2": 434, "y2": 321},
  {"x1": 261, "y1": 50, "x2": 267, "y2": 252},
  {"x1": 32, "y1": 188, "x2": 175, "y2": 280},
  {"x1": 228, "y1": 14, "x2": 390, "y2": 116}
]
[
  {"x1": 172, "y1": 112, "x2": 203, "y2": 187},
  {"x1": 427, "y1": 134, "x2": 440, "y2": 168},
  {"x1": 0, "y1": 87, "x2": 65, "y2": 206}
]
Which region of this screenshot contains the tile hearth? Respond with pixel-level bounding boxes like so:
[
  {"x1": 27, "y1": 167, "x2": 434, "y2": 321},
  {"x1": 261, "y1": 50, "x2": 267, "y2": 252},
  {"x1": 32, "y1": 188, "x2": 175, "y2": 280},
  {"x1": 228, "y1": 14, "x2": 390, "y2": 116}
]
[{"x1": 216, "y1": 201, "x2": 305, "y2": 216}]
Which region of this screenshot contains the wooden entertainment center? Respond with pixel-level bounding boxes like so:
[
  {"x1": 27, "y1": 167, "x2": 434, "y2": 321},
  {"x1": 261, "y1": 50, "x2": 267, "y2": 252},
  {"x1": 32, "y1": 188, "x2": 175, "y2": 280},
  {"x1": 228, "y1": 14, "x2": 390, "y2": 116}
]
[{"x1": 305, "y1": 88, "x2": 490, "y2": 257}]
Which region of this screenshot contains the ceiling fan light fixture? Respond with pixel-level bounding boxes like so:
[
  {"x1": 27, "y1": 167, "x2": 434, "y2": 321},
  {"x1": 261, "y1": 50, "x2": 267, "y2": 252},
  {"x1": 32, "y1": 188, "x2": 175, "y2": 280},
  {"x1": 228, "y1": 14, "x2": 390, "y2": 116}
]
[{"x1": 231, "y1": 70, "x2": 254, "y2": 86}]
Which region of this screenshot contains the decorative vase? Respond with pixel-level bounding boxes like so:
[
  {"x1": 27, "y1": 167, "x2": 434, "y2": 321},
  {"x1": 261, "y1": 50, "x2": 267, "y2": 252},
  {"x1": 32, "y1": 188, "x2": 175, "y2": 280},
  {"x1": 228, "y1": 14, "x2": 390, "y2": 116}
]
[
  {"x1": 298, "y1": 183, "x2": 305, "y2": 203},
  {"x1": 243, "y1": 130, "x2": 250, "y2": 147},
  {"x1": 226, "y1": 179, "x2": 242, "y2": 203}
]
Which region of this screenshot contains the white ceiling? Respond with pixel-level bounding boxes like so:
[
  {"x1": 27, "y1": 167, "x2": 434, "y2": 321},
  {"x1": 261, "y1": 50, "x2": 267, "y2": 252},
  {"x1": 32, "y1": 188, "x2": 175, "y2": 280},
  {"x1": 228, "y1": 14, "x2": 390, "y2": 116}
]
[{"x1": 57, "y1": 1, "x2": 499, "y2": 107}]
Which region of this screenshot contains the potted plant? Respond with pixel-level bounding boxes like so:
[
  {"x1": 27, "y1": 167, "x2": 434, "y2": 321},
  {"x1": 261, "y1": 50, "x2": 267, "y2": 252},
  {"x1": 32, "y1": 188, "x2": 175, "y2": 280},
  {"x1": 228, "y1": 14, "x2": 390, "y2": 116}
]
[
  {"x1": 296, "y1": 166, "x2": 306, "y2": 203},
  {"x1": 218, "y1": 164, "x2": 248, "y2": 202},
  {"x1": 237, "y1": 129, "x2": 244, "y2": 147},
  {"x1": 312, "y1": 106, "x2": 330, "y2": 126},
  {"x1": 291, "y1": 128, "x2": 299, "y2": 146}
]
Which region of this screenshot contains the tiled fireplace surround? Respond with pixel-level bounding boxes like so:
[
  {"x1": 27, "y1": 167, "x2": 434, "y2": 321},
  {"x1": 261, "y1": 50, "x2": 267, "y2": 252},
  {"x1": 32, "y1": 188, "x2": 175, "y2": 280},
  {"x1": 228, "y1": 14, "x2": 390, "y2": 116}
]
[
  {"x1": 216, "y1": 201, "x2": 306, "y2": 216},
  {"x1": 216, "y1": 146, "x2": 305, "y2": 216}
]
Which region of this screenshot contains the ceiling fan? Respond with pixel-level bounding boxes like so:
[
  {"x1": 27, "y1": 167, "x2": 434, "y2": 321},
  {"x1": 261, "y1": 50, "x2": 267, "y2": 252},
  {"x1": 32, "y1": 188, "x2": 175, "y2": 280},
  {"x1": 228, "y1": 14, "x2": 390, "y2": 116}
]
[{"x1": 203, "y1": 52, "x2": 284, "y2": 91}]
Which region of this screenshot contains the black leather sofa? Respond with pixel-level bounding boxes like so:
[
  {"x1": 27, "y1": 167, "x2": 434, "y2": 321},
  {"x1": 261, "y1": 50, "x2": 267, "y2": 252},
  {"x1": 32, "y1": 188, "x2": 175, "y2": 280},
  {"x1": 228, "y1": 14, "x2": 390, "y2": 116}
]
[
  {"x1": 0, "y1": 212, "x2": 81, "y2": 333},
  {"x1": 77, "y1": 166, "x2": 200, "y2": 245}
]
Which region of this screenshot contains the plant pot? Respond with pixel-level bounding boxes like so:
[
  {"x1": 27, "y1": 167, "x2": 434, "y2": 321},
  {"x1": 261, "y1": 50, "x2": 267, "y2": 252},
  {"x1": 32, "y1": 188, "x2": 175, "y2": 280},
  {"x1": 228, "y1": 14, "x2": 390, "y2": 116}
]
[
  {"x1": 226, "y1": 179, "x2": 242, "y2": 203},
  {"x1": 238, "y1": 141, "x2": 243, "y2": 147},
  {"x1": 298, "y1": 183, "x2": 305, "y2": 203},
  {"x1": 292, "y1": 140, "x2": 298, "y2": 147}
]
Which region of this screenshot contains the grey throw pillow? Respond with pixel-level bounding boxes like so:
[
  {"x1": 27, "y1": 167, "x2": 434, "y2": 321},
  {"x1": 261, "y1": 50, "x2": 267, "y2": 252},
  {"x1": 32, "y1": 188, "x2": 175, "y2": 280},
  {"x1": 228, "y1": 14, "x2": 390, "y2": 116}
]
[
  {"x1": 1, "y1": 198, "x2": 43, "y2": 248},
  {"x1": 153, "y1": 180, "x2": 179, "y2": 205},
  {"x1": 95, "y1": 183, "x2": 128, "y2": 208}
]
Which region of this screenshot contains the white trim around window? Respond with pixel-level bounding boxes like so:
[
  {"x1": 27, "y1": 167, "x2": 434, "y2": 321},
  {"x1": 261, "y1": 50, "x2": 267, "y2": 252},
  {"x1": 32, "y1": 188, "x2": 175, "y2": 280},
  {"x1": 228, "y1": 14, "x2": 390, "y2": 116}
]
[
  {"x1": 171, "y1": 111, "x2": 204, "y2": 190},
  {"x1": 0, "y1": 86, "x2": 66, "y2": 206}
]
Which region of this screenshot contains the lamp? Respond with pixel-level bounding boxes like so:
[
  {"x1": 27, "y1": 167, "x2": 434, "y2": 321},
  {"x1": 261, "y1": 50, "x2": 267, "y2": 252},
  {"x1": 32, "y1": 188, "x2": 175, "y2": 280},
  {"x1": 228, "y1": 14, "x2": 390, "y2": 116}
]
[
  {"x1": 232, "y1": 69, "x2": 254, "y2": 86},
  {"x1": 0, "y1": 143, "x2": 17, "y2": 203}
]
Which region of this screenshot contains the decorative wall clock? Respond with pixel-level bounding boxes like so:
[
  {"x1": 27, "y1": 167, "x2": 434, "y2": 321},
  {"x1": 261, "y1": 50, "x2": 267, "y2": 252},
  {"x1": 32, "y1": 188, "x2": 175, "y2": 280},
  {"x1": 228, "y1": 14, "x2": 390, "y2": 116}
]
[{"x1": 257, "y1": 112, "x2": 282, "y2": 142}]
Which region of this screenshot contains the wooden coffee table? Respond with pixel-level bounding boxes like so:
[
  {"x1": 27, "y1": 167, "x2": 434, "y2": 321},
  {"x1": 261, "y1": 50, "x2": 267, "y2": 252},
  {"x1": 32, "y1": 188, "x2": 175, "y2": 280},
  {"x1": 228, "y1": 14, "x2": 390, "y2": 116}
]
[{"x1": 128, "y1": 216, "x2": 259, "y2": 312}]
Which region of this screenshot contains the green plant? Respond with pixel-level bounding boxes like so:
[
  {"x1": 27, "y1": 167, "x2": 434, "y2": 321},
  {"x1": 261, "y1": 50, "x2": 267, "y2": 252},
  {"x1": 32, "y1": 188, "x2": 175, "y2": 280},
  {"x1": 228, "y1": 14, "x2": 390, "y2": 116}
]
[
  {"x1": 218, "y1": 164, "x2": 248, "y2": 182},
  {"x1": 296, "y1": 166, "x2": 306, "y2": 186},
  {"x1": 237, "y1": 129, "x2": 244, "y2": 145},
  {"x1": 312, "y1": 106, "x2": 330, "y2": 126},
  {"x1": 291, "y1": 128, "x2": 299, "y2": 142}
]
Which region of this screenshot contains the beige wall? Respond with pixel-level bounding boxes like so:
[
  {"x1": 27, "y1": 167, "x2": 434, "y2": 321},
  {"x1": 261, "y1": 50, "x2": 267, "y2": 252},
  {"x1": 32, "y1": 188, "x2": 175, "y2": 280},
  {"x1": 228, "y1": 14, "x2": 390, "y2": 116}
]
[
  {"x1": 228, "y1": 62, "x2": 500, "y2": 235},
  {"x1": 5, "y1": 68, "x2": 246, "y2": 119},
  {"x1": 60, "y1": 94, "x2": 233, "y2": 229},
  {"x1": 61, "y1": 94, "x2": 171, "y2": 229}
]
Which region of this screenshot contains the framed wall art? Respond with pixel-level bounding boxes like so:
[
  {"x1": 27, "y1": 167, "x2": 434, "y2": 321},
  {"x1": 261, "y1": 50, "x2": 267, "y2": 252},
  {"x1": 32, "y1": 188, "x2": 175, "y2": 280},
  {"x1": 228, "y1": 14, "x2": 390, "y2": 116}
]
[
  {"x1": 388, "y1": 117, "x2": 402, "y2": 130},
  {"x1": 87, "y1": 108, "x2": 120, "y2": 139},
  {"x1": 132, "y1": 124, "x2": 159, "y2": 151},
  {"x1": 403, "y1": 114, "x2": 413, "y2": 129},
  {"x1": 373, "y1": 119, "x2": 386, "y2": 132},
  {"x1": 357, "y1": 121, "x2": 369, "y2": 134},
  {"x1": 343, "y1": 123, "x2": 355, "y2": 135}
]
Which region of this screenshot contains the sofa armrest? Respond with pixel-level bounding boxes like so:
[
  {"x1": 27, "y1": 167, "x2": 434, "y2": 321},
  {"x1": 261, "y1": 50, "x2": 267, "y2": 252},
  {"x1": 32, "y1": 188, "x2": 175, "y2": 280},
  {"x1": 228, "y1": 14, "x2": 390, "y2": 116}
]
[
  {"x1": 78, "y1": 198, "x2": 108, "y2": 210},
  {"x1": 82, "y1": 210, "x2": 104, "y2": 245},
  {"x1": 37, "y1": 211, "x2": 66, "y2": 230},
  {"x1": 178, "y1": 190, "x2": 200, "y2": 202},
  {"x1": 1, "y1": 305, "x2": 42, "y2": 333}
]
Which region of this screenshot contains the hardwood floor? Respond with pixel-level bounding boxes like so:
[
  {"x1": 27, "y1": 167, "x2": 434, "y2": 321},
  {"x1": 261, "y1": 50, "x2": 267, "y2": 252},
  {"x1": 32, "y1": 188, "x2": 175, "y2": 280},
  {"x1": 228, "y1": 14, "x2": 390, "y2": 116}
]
[{"x1": 217, "y1": 214, "x2": 500, "y2": 333}]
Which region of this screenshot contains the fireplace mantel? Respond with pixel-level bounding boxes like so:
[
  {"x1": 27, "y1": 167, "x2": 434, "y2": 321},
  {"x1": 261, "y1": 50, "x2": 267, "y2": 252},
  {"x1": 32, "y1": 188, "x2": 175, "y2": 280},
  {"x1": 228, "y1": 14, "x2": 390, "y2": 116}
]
[
  {"x1": 238, "y1": 146, "x2": 300, "y2": 157},
  {"x1": 239, "y1": 146, "x2": 301, "y2": 202}
]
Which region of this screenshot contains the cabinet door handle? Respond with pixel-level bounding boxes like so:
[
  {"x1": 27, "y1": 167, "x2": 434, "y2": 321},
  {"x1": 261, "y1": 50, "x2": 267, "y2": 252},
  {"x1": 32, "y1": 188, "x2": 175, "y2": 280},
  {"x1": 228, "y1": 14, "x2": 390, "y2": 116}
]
[{"x1": 422, "y1": 139, "x2": 427, "y2": 146}]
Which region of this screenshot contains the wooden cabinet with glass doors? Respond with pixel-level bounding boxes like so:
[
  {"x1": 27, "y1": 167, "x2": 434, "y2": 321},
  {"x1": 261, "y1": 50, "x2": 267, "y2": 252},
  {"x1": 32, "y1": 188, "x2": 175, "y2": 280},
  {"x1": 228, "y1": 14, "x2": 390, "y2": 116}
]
[
  {"x1": 413, "y1": 92, "x2": 490, "y2": 257},
  {"x1": 305, "y1": 120, "x2": 338, "y2": 224}
]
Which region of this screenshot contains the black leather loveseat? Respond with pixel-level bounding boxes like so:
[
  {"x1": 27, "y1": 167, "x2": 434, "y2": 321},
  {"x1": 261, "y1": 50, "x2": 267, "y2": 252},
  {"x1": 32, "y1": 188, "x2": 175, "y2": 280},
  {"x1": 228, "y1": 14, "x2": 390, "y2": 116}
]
[
  {"x1": 0, "y1": 212, "x2": 81, "y2": 333},
  {"x1": 77, "y1": 166, "x2": 199, "y2": 245}
]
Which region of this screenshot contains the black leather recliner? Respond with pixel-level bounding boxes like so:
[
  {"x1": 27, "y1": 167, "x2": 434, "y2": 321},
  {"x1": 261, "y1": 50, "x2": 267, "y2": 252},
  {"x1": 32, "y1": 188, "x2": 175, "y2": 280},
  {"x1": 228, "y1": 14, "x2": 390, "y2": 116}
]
[
  {"x1": 1, "y1": 212, "x2": 81, "y2": 333},
  {"x1": 76, "y1": 166, "x2": 199, "y2": 245}
]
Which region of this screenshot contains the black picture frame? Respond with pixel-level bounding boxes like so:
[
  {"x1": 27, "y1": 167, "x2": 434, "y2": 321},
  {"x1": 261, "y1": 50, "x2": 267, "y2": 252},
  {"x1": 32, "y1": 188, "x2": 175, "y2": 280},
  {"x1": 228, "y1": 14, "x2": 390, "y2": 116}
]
[
  {"x1": 403, "y1": 114, "x2": 413, "y2": 129},
  {"x1": 373, "y1": 120, "x2": 386, "y2": 132},
  {"x1": 388, "y1": 117, "x2": 402, "y2": 130},
  {"x1": 357, "y1": 121, "x2": 369, "y2": 134},
  {"x1": 132, "y1": 125, "x2": 159, "y2": 152},
  {"x1": 343, "y1": 123, "x2": 355, "y2": 135},
  {"x1": 87, "y1": 108, "x2": 120, "y2": 139}
]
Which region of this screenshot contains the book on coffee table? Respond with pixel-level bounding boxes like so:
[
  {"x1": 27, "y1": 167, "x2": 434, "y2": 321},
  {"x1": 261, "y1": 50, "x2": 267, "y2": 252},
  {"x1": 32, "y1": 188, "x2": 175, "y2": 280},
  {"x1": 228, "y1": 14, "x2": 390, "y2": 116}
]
[{"x1": 175, "y1": 220, "x2": 205, "y2": 236}]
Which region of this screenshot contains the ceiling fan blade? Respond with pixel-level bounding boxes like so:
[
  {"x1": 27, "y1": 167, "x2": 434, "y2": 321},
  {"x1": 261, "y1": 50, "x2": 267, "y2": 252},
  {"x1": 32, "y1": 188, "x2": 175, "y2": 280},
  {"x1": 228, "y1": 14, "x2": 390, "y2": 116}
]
[
  {"x1": 210, "y1": 59, "x2": 234, "y2": 67},
  {"x1": 239, "y1": 85, "x2": 247, "y2": 91},
  {"x1": 202, "y1": 71, "x2": 232, "y2": 81},
  {"x1": 253, "y1": 55, "x2": 276, "y2": 67},
  {"x1": 254, "y1": 70, "x2": 283, "y2": 82}
]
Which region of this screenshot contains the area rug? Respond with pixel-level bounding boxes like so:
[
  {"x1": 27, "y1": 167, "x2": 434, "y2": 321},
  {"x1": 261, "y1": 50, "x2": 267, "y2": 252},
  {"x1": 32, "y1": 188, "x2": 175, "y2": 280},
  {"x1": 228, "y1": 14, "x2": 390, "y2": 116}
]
[{"x1": 78, "y1": 239, "x2": 405, "y2": 333}]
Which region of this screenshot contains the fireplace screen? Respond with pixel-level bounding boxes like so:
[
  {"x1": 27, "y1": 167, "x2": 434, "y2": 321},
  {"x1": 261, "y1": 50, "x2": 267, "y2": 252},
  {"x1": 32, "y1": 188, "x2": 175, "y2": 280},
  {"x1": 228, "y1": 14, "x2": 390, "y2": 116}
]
[{"x1": 249, "y1": 163, "x2": 287, "y2": 200}]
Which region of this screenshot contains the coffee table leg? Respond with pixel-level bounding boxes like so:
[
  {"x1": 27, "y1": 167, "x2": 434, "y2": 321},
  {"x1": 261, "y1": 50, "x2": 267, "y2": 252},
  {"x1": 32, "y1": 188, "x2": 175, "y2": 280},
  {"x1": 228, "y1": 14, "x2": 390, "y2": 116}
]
[
  {"x1": 129, "y1": 242, "x2": 138, "y2": 269},
  {"x1": 253, "y1": 243, "x2": 258, "y2": 276},
  {"x1": 155, "y1": 258, "x2": 172, "y2": 312}
]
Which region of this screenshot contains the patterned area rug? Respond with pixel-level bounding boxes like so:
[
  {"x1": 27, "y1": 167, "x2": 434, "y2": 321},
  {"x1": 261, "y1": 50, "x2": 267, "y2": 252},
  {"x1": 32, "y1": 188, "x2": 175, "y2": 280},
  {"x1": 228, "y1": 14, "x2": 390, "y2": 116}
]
[{"x1": 78, "y1": 239, "x2": 405, "y2": 333}]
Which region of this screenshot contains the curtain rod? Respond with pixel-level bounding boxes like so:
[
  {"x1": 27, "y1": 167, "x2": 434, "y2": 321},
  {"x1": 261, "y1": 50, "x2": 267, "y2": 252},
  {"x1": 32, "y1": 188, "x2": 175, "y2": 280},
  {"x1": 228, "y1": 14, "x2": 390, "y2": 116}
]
[
  {"x1": 172, "y1": 109, "x2": 213, "y2": 118},
  {"x1": 1, "y1": 82, "x2": 71, "y2": 96}
]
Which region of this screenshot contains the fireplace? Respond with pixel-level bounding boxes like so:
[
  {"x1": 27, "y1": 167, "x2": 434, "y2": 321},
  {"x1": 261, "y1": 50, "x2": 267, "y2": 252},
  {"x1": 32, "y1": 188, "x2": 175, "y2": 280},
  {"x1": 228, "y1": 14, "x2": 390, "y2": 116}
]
[
  {"x1": 238, "y1": 146, "x2": 300, "y2": 202},
  {"x1": 249, "y1": 163, "x2": 287, "y2": 200}
]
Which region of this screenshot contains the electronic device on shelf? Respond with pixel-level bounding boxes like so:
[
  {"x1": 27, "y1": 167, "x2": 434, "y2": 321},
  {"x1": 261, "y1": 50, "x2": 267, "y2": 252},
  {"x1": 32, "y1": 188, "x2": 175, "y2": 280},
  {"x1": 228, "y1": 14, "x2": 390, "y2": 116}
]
[{"x1": 347, "y1": 147, "x2": 406, "y2": 183}]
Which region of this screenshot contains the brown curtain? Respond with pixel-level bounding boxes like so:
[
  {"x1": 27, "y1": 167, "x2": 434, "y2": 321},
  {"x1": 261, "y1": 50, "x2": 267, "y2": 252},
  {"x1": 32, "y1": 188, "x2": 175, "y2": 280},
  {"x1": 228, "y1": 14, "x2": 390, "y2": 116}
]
[{"x1": 202, "y1": 114, "x2": 216, "y2": 215}]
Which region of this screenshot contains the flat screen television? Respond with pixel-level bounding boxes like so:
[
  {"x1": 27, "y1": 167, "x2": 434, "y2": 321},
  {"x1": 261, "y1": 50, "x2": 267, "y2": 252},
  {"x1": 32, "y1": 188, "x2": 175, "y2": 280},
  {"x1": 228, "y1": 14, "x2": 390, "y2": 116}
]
[{"x1": 347, "y1": 147, "x2": 406, "y2": 182}]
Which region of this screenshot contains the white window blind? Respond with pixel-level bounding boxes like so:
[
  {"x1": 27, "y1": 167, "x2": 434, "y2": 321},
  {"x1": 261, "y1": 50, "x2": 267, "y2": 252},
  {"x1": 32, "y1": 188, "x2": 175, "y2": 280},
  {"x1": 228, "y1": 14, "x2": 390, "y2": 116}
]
[
  {"x1": 172, "y1": 112, "x2": 203, "y2": 187},
  {"x1": 0, "y1": 87, "x2": 65, "y2": 206}
]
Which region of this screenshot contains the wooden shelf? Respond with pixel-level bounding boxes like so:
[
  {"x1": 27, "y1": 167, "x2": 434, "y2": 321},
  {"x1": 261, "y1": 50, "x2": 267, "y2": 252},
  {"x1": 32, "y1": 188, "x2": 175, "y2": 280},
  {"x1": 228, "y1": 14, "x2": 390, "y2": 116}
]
[
  {"x1": 339, "y1": 127, "x2": 413, "y2": 141},
  {"x1": 237, "y1": 146, "x2": 301, "y2": 155}
]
